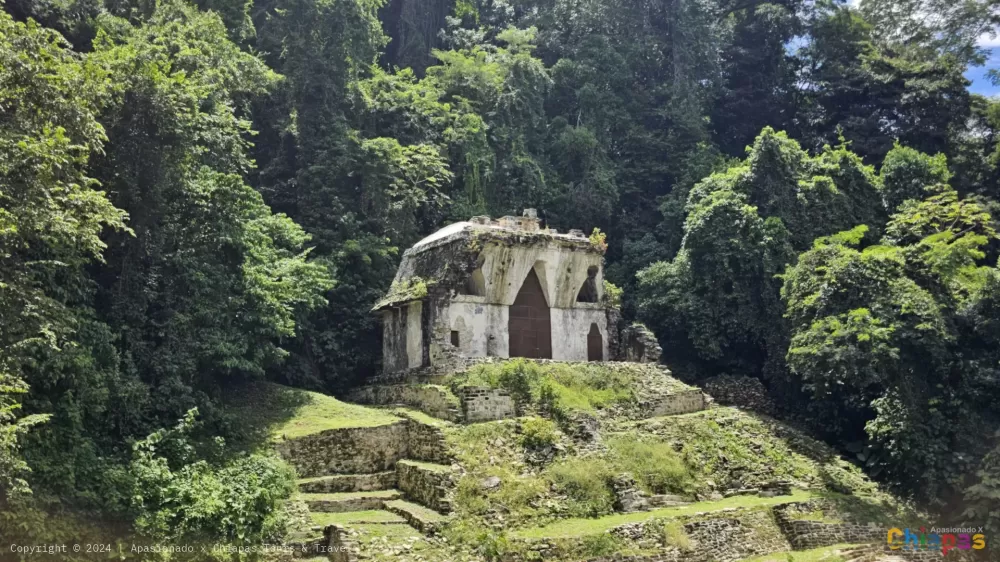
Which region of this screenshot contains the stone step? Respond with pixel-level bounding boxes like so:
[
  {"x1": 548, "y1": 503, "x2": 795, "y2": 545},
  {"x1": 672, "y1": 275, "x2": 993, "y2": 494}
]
[
  {"x1": 384, "y1": 499, "x2": 448, "y2": 535},
  {"x1": 299, "y1": 490, "x2": 402, "y2": 513},
  {"x1": 395, "y1": 459, "x2": 455, "y2": 514},
  {"x1": 275, "y1": 420, "x2": 410, "y2": 479},
  {"x1": 284, "y1": 532, "x2": 327, "y2": 556},
  {"x1": 297, "y1": 471, "x2": 397, "y2": 493},
  {"x1": 311, "y1": 510, "x2": 409, "y2": 526},
  {"x1": 646, "y1": 494, "x2": 691, "y2": 508}
]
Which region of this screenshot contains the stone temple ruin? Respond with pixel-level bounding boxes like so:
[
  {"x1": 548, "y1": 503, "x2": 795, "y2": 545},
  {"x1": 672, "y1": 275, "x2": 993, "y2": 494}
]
[{"x1": 372, "y1": 209, "x2": 661, "y2": 377}]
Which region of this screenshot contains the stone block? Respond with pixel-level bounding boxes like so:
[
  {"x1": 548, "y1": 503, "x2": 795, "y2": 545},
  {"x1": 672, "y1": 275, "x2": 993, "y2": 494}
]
[
  {"x1": 275, "y1": 421, "x2": 409, "y2": 478},
  {"x1": 395, "y1": 460, "x2": 454, "y2": 513},
  {"x1": 459, "y1": 386, "x2": 516, "y2": 422}
]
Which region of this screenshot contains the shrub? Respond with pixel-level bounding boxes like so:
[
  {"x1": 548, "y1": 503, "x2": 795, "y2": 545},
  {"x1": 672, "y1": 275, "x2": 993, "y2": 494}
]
[
  {"x1": 458, "y1": 358, "x2": 541, "y2": 405},
  {"x1": 579, "y1": 533, "x2": 623, "y2": 557},
  {"x1": 128, "y1": 409, "x2": 296, "y2": 558},
  {"x1": 602, "y1": 280, "x2": 624, "y2": 308},
  {"x1": 607, "y1": 435, "x2": 694, "y2": 494},
  {"x1": 546, "y1": 457, "x2": 615, "y2": 517},
  {"x1": 660, "y1": 521, "x2": 691, "y2": 550},
  {"x1": 454, "y1": 360, "x2": 636, "y2": 418},
  {"x1": 519, "y1": 417, "x2": 558, "y2": 449}
]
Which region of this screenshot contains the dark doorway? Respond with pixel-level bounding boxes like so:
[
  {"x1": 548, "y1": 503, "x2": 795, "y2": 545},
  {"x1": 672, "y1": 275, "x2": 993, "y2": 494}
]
[
  {"x1": 576, "y1": 266, "x2": 599, "y2": 303},
  {"x1": 587, "y1": 323, "x2": 603, "y2": 361},
  {"x1": 508, "y1": 268, "x2": 552, "y2": 359}
]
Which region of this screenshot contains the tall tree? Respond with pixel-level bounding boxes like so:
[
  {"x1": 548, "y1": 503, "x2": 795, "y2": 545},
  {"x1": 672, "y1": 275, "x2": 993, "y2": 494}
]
[
  {"x1": 797, "y1": 2, "x2": 972, "y2": 162},
  {"x1": 637, "y1": 128, "x2": 883, "y2": 381},
  {"x1": 0, "y1": 9, "x2": 126, "y2": 503},
  {"x1": 15, "y1": 1, "x2": 332, "y2": 505}
]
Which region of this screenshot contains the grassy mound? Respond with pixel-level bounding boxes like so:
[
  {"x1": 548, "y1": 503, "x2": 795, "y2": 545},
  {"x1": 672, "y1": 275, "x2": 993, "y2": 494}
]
[
  {"x1": 422, "y1": 361, "x2": 918, "y2": 561},
  {"x1": 446, "y1": 358, "x2": 695, "y2": 418},
  {"x1": 223, "y1": 382, "x2": 401, "y2": 442},
  {"x1": 515, "y1": 490, "x2": 817, "y2": 539}
]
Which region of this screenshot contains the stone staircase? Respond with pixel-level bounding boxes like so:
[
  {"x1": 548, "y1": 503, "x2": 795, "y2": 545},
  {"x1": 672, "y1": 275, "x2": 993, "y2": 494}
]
[{"x1": 276, "y1": 412, "x2": 456, "y2": 560}]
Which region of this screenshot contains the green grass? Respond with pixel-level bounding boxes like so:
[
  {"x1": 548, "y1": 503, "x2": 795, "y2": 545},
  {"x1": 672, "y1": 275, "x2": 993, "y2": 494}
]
[
  {"x1": 546, "y1": 457, "x2": 616, "y2": 517},
  {"x1": 296, "y1": 473, "x2": 385, "y2": 484},
  {"x1": 739, "y1": 543, "x2": 861, "y2": 562},
  {"x1": 628, "y1": 407, "x2": 892, "y2": 499},
  {"x1": 605, "y1": 434, "x2": 694, "y2": 495},
  {"x1": 311, "y1": 511, "x2": 406, "y2": 525},
  {"x1": 515, "y1": 489, "x2": 816, "y2": 539},
  {"x1": 223, "y1": 382, "x2": 401, "y2": 440},
  {"x1": 298, "y1": 490, "x2": 401, "y2": 501},
  {"x1": 448, "y1": 359, "x2": 641, "y2": 416},
  {"x1": 397, "y1": 459, "x2": 453, "y2": 473},
  {"x1": 353, "y1": 523, "x2": 424, "y2": 541},
  {"x1": 392, "y1": 406, "x2": 452, "y2": 427},
  {"x1": 662, "y1": 521, "x2": 692, "y2": 550},
  {"x1": 385, "y1": 499, "x2": 447, "y2": 522},
  {"x1": 786, "y1": 508, "x2": 843, "y2": 524},
  {"x1": 446, "y1": 420, "x2": 549, "y2": 527}
]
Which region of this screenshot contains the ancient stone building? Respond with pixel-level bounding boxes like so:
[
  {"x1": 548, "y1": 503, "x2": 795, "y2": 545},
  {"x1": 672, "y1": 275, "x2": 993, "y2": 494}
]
[{"x1": 373, "y1": 210, "x2": 632, "y2": 374}]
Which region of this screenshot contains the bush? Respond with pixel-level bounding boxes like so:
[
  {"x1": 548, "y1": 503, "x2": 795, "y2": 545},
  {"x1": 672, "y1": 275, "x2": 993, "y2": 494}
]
[
  {"x1": 546, "y1": 457, "x2": 615, "y2": 517},
  {"x1": 457, "y1": 359, "x2": 540, "y2": 405},
  {"x1": 660, "y1": 521, "x2": 692, "y2": 550},
  {"x1": 519, "y1": 417, "x2": 558, "y2": 449},
  {"x1": 607, "y1": 436, "x2": 694, "y2": 494},
  {"x1": 579, "y1": 533, "x2": 623, "y2": 557},
  {"x1": 453, "y1": 360, "x2": 636, "y2": 418},
  {"x1": 129, "y1": 409, "x2": 296, "y2": 558}
]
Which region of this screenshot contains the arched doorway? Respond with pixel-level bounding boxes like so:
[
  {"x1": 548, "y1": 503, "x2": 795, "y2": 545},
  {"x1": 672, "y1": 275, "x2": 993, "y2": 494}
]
[
  {"x1": 587, "y1": 323, "x2": 603, "y2": 361},
  {"x1": 508, "y1": 269, "x2": 552, "y2": 359}
]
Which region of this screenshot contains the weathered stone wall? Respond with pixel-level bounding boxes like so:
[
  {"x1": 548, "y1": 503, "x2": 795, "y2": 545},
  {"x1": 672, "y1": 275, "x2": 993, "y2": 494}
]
[
  {"x1": 396, "y1": 460, "x2": 453, "y2": 513},
  {"x1": 274, "y1": 421, "x2": 409, "y2": 478},
  {"x1": 304, "y1": 495, "x2": 389, "y2": 513},
  {"x1": 526, "y1": 506, "x2": 794, "y2": 562},
  {"x1": 347, "y1": 384, "x2": 461, "y2": 422},
  {"x1": 779, "y1": 519, "x2": 884, "y2": 550},
  {"x1": 325, "y1": 524, "x2": 359, "y2": 562},
  {"x1": 404, "y1": 417, "x2": 453, "y2": 464},
  {"x1": 459, "y1": 386, "x2": 516, "y2": 422},
  {"x1": 476, "y1": 239, "x2": 603, "y2": 308},
  {"x1": 381, "y1": 307, "x2": 409, "y2": 374},
  {"x1": 703, "y1": 374, "x2": 777, "y2": 414},
  {"x1": 528, "y1": 501, "x2": 984, "y2": 562},
  {"x1": 298, "y1": 472, "x2": 397, "y2": 493},
  {"x1": 682, "y1": 510, "x2": 791, "y2": 561},
  {"x1": 618, "y1": 323, "x2": 662, "y2": 363},
  {"x1": 772, "y1": 501, "x2": 884, "y2": 550},
  {"x1": 644, "y1": 389, "x2": 706, "y2": 417},
  {"x1": 276, "y1": 417, "x2": 453, "y2": 479}
]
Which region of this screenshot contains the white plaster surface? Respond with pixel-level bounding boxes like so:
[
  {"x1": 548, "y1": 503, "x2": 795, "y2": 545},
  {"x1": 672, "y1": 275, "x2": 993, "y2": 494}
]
[
  {"x1": 478, "y1": 242, "x2": 603, "y2": 307},
  {"x1": 411, "y1": 221, "x2": 473, "y2": 249},
  {"x1": 447, "y1": 301, "x2": 508, "y2": 358},
  {"x1": 551, "y1": 307, "x2": 608, "y2": 361},
  {"x1": 406, "y1": 301, "x2": 423, "y2": 369}
]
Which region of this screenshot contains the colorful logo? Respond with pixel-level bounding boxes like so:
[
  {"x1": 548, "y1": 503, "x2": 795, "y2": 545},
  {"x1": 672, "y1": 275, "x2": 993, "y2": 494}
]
[{"x1": 887, "y1": 527, "x2": 987, "y2": 556}]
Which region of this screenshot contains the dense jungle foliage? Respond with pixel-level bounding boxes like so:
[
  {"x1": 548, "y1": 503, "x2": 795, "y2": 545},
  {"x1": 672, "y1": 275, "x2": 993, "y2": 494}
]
[{"x1": 1, "y1": 0, "x2": 1000, "y2": 555}]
